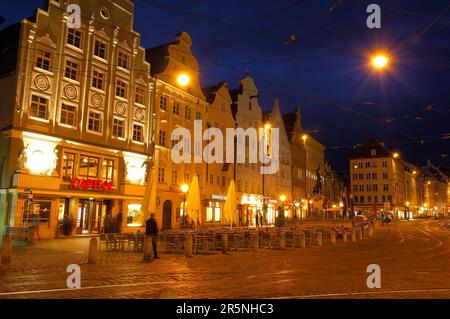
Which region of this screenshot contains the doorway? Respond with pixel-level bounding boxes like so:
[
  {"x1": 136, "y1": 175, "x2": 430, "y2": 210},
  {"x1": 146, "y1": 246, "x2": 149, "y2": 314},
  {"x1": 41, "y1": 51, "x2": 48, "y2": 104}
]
[
  {"x1": 162, "y1": 200, "x2": 172, "y2": 230},
  {"x1": 77, "y1": 200, "x2": 111, "y2": 234}
]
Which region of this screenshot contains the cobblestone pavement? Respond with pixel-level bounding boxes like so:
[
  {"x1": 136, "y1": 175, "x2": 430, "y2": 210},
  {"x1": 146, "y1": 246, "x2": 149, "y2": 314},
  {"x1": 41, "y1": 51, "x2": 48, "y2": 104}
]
[{"x1": 0, "y1": 220, "x2": 449, "y2": 299}]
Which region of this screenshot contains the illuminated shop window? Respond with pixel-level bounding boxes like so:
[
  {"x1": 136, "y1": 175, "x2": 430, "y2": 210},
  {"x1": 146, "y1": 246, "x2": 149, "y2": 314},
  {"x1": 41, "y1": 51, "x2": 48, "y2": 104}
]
[
  {"x1": 23, "y1": 201, "x2": 51, "y2": 227},
  {"x1": 62, "y1": 152, "x2": 75, "y2": 181},
  {"x1": 206, "y1": 202, "x2": 221, "y2": 223},
  {"x1": 102, "y1": 159, "x2": 114, "y2": 182},
  {"x1": 127, "y1": 204, "x2": 144, "y2": 227},
  {"x1": 79, "y1": 155, "x2": 99, "y2": 179}
]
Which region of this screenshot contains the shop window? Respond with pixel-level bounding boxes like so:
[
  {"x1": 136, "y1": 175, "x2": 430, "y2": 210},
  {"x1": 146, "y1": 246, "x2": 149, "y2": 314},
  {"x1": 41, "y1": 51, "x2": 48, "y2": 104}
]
[
  {"x1": 23, "y1": 201, "x2": 51, "y2": 227},
  {"x1": 62, "y1": 152, "x2": 76, "y2": 181},
  {"x1": 79, "y1": 155, "x2": 99, "y2": 179},
  {"x1": 102, "y1": 159, "x2": 114, "y2": 181},
  {"x1": 127, "y1": 204, "x2": 144, "y2": 227},
  {"x1": 206, "y1": 202, "x2": 221, "y2": 223}
]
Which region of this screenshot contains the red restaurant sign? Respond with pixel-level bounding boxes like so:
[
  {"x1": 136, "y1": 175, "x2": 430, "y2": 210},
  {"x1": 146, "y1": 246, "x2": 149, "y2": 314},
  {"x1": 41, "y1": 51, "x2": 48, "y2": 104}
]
[{"x1": 70, "y1": 178, "x2": 113, "y2": 192}]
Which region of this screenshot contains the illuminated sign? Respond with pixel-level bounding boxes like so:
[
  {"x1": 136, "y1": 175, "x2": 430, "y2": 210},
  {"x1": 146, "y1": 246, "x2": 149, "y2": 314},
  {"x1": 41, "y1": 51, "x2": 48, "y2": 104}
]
[{"x1": 70, "y1": 178, "x2": 113, "y2": 192}]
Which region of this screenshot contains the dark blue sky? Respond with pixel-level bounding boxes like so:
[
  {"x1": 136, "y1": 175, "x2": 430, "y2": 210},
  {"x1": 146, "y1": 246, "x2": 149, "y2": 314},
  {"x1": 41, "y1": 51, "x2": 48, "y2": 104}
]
[{"x1": 1, "y1": 0, "x2": 449, "y2": 171}]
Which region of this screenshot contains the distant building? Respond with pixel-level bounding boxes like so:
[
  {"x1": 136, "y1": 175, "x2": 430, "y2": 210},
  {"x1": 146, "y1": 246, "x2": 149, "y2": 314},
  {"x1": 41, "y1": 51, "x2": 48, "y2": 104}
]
[
  {"x1": 350, "y1": 138, "x2": 423, "y2": 218},
  {"x1": 422, "y1": 160, "x2": 449, "y2": 217}
]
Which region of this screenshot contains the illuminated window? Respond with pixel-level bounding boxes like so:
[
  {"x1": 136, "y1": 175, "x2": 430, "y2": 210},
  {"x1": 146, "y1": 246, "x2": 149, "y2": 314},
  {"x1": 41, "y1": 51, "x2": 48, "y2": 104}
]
[
  {"x1": 112, "y1": 118, "x2": 125, "y2": 139},
  {"x1": 117, "y1": 50, "x2": 129, "y2": 70},
  {"x1": 78, "y1": 155, "x2": 99, "y2": 179},
  {"x1": 135, "y1": 87, "x2": 145, "y2": 105},
  {"x1": 116, "y1": 80, "x2": 127, "y2": 98},
  {"x1": 94, "y1": 40, "x2": 107, "y2": 59},
  {"x1": 206, "y1": 202, "x2": 221, "y2": 223},
  {"x1": 62, "y1": 153, "x2": 75, "y2": 181},
  {"x1": 88, "y1": 111, "x2": 102, "y2": 133},
  {"x1": 102, "y1": 159, "x2": 114, "y2": 181},
  {"x1": 30, "y1": 95, "x2": 48, "y2": 120},
  {"x1": 67, "y1": 29, "x2": 82, "y2": 48},
  {"x1": 92, "y1": 70, "x2": 104, "y2": 90},
  {"x1": 60, "y1": 104, "x2": 76, "y2": 126},
  {"x1": 127, "y1": 204, "x2": 144, "y2": 227},
  {"x1": 65, "y1": 60, "x2": 79, "y2": 81},
  {"x1": 132, "y1": 124, "x2": 144, "y2": 143},
  {"x1": 35, "y1": 49, "x2": 51, "y2": 71},
  {"x1": 23, "y1": 201, "x2": 51, "y2": 227}
]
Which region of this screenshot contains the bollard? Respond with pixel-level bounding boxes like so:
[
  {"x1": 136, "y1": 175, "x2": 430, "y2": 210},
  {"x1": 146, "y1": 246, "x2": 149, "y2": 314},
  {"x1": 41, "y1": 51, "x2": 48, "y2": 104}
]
[
  {"x1": 278, "y1": 231, "x2": 286, "y2": 250},
  {"x1": 222, "y1": 233, "x2": 228, "y2": 254},
  {"x1": 342, "y1": 231, "x2": 348, "y2": 243},
  {"x1": 351, "y1": 229, "x2": 356, "y2": 242},
  {"x1": 368, "y1": 225, "x2": 374, "y2": 237},
  {"x1": 330, "y1": 231, "x2": 336, "y2": 245},
  {"x1": 88, "y1": 237, "x2": 98, "y2": 264},
  {"x1": 159, "y1": 288, "x2": 178, "y2": 299},
  {"x1": 316, "y1": 231, "x2": 323, "y2": 247},
  {"x1": 185, "y1": 234, "x2": 194, "y2": 258},
  {"x1": 299, "y1": 231, "x2": 306, "y2": 248},
  {"x1": 1, "y1": 235, "x2": 12, "y2": 265},
  {"x1": 143, "y1": 236, "x2": 153, "y2": 262},
  {"x1": 252, "y1": 233, "x2": 259, "y2": 251}
]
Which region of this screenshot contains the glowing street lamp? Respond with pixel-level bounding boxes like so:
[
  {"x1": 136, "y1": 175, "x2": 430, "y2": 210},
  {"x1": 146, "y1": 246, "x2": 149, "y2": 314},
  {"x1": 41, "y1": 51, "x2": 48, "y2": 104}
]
[
  {"x1": 371, "y1": 54, "x2": 389, "y2": 70},
  {"x1": 393, "y1": 152, "x2": 399, "y2": 159},
  {"x1": 177, "y1": 73, "x2": 190, "y2": 87},
  {"x1": 302, "y1": 134, "x2": 308, "y2": 142}
]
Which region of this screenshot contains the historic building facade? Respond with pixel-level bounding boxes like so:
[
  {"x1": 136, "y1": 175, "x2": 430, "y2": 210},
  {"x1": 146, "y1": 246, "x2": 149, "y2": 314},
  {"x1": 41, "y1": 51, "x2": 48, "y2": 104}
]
[
  {"x1": 0, "y1": 0, "x2": 155, "y2": 239},
  {"x1": 145, "y1": 32, "x2": 209, "y2": 229},
  {"x1": 230, "y1": 76, "x2": 264, "y2": 226}
]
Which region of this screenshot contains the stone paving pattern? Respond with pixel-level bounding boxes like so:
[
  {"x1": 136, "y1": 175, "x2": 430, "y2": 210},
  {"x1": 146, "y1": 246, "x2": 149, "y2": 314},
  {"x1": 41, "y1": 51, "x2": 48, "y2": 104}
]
[{"x1": 0, "y1": 220, "x2": 449, "y2": 299}]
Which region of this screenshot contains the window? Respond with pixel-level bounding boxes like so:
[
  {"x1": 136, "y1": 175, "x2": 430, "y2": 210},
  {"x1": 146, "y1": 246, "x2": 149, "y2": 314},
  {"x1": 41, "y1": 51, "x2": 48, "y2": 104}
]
[
  {"x1": 366, "y1": 173, "x2": 371, "y2": 180},
  {"x1": 23, "y1": 201, "x2": 51, "y2": 227},
  {"x1": 382, "y1": 161, "x2": 388, "y2": 168},
  {"x1": 383, "y1": 172, "x2": 388, "y2": 179},
  {"x1": 222, "y1": 176, "x2": 226, "y2": 187},
  {"x1": 372, "y1": 173, "x2": 377, "y2": 179},
  {"x1": 360, "y1": 196, "x2": 364, "y2": 203},
  {"x1": 158, "y1": 168, "x2": 165, "y2": 183},
  {"x1": 62, "y1": 153, "x2": 75, "y2": 181},
  {"x1": 117, "y1": 50, "x2": 129, "y2": 69},
  {"x1": 366, "y1": 185, "x2": 371, "y2": 191},
  {"x1": 368, "y1": 196, "x2": 372, "y2": 203},
  {"x1": 60, "y1": 104, "x2": 76, "y2": 126},
  {"x1": 358, "y1": 162, "x2": 363, "y2": 168},
  {"x1": 94, "y1": 40, "x2": 107, "y2": 59},
  {"x1": 353, "y1": 174, "x2": 358, "y2": 180},
  {"x1": 64, "y1": 60, "x2": 79, "y2": 81},
  {"x1": 370, "y1": 149, "x2": 376, "y2": 156},
  {"x1": 79, "y1": 155, "x2": 99, "y2": 179},
  {"x1": 116, "y1": 80, "x2": 127, "y2": 98},
  {"x1": 237, "y1": 180, "x2": 241, "y2": 192},
  {"x1": 373, "y1": 184, "x2": 378, "y2": 191},
  {"x1": 195, "y1": 111, "x2": 201, "y2": 120},
  {"x1": 159, "y1": 130, "x2": 166, "y2": 147},
  {"x1": 173, "y1": 102, "x2": 180, "y2": 115},
  {"x1": 184, "y1": 171, "x2": 190, "y2": 183},
  {"x1": 102, "y1": 159, "x2": 114, "y2": 181},
  {"x1": 365, "y1": 162, "x2": 370, "y2": 168},
  {"x1": 112, "y1": 118, "x2": 125, "y2": 139},
  {"x1": 132, "y1": 124, "x2": 144, "y2": 143},
  {"x1": 354, "y1": 196, "x2": 359, "y2": 203},
  {"x1": 87, "y1": 111, "x2": 102, "y2": 132},
  {"x1": 185, "y1": 106, "x2": 191, "y2": 120},
  {"x1": 383, "y1": 184, "x2": 389, "y2": 191},
  {"x1": 388, "y1": 195, "x2": 392, "y2": 202},
  {"x1": 127, "y1": 204, "x2": 144, "y2": 227},
  {"x1": 172, "y1": 170, "x2": 178, "y2": 185},
  {"x1": 30, "y1": 95, "x2": 48, "y2": 120},
  {"x1": 206, "y1": 202, "x2": 221, "y2": 223},
  {"x1": 359, "y1": 185, "x2": 364, "y2": 191},
  {"x1": 36, "y1": 49, "x2": 51, "y2": 71},
  {"x1": 160, "y1": 96, "x2": 167, "y2": 111},
  {"x1": 210, "y1": 174, "x2": 214, "y2": 184},
  {"x1": 92, "y1": 70, "x2": 104, "y2": 90},
  {"x1": 359, "y1": 173, "x2": 364, "y2": 180},
  {"x1": 67, "y1": 29, "x2": 82, "y2": 48},
  {"x1": 353, "y1": 185, "x2": 358, "y2": 191},
  {"x1": 135, "y1": 88, "x2": 145, "y2": 105}
]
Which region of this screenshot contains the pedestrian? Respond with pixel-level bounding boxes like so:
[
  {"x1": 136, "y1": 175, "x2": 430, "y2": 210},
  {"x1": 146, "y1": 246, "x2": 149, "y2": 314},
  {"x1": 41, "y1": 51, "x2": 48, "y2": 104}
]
[
  {"x1": 145, "y1": 213, "x2": 159, "y2": 259},
  {"x1": 255, "y1": 213, "x2": 259, "y2": 227},
  {"x1": 31, "y1": 212, "x2": 41, "y2": 241}
]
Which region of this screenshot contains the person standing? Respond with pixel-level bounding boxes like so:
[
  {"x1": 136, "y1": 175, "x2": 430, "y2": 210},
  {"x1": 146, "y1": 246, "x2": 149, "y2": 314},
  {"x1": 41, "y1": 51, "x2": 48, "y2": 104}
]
[{"x1": 145, "y1": 213, "x2": 159, "y2": 259}]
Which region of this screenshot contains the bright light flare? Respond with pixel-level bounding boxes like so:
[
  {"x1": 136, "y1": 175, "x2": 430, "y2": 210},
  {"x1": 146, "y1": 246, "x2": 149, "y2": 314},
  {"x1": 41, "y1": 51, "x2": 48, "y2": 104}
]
[
  {"x1": 177, "y1": 74, "x2": 190, "y2": 87},
  {"x1": 372, "y1": 54, "x2": 389, "y2": 69}
]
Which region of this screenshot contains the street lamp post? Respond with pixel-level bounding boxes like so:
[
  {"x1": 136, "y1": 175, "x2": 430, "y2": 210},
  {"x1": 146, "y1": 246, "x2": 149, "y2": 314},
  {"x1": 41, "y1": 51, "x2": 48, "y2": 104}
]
[{"x1": 181, "y1": 184, "x2": 189, "y2": 227}]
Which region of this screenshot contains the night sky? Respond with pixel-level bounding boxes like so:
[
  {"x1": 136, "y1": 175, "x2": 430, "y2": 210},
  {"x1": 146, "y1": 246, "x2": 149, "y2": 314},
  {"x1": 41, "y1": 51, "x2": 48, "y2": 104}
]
[{"x1": 1, "y1": 0, "x2": 449, "y2": 172}]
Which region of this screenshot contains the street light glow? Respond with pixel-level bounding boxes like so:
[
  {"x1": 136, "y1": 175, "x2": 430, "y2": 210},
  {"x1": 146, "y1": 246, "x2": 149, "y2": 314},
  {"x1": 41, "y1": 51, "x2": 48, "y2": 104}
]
[
  {"x1": 177, "y1": 73, "x2": 190, "y2": 87},
  {"x1": 280, "y1": 195, "x2": 286, "y2": 202},
  {"x1": 393, "y1": 152, "x2": 399, "y2": 159},
  {"x1": 372, "y1": 54, "x2": 389, "y2": 69},
  {"x1": 181, "y1": 183, "x2": 189, "y2": 193}
]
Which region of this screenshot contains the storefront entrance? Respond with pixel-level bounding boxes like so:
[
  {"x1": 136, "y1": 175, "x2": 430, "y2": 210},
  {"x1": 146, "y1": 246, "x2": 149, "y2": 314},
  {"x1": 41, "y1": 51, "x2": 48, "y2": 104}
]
[{"x1": 77, "y1": 199, "x2": 111, "y2": 234}]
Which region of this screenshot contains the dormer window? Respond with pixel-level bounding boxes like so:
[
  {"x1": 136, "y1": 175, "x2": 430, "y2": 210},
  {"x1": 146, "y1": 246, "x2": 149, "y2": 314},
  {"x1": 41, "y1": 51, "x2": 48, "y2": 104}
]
[{"x1": 370, "y1": 149, "x2": 376, "y2": 156}]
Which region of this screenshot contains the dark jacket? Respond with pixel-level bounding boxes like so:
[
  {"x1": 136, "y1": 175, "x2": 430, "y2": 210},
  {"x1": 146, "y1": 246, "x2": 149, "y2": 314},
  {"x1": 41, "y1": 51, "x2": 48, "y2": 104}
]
[{"x1": 145, "y1": 218, "x2": 158, "y2": 236}]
